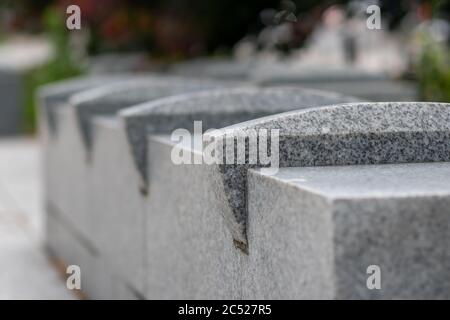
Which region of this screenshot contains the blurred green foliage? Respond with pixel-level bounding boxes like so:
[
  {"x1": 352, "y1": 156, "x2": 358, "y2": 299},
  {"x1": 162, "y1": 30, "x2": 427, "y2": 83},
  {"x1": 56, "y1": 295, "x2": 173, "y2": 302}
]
[
  {"x1": 417, "y1": 37, "x2": 450, "y2": 102},
  {"x1": 23, "y1": 7, "x2": 84, "y2": 133}
]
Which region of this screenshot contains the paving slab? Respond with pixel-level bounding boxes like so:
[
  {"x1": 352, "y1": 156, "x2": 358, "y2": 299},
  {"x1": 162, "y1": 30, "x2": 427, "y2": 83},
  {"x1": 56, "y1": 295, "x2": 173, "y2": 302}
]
[{"x1": 0, "y1": 138, "x2": 75, "y2": 299}]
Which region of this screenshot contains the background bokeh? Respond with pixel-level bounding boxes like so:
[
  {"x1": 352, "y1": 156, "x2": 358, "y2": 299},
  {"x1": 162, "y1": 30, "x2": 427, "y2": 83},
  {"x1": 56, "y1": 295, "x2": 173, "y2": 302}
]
[{"x1": 0, "y1": 0, "x2": 449, "y2": 132}]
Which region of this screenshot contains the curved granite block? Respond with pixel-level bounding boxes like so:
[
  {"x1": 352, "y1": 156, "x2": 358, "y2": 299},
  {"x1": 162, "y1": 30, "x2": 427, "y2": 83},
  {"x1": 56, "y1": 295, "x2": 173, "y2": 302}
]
[
  {"x1": 120, "y1": 87, "x2": 360, "y2": 195},
  {"x1": 204, "y1": 102, "x2": 450, "y2": 250},
  {"x1": 171, "y1": 59, "x2": 253, "y2": 80},
  {"x1": 251, "y1": 65, "x2": 386, "y2": 84},
  {"x1": 251, "y1": 65, "x2": 418, "y2": 101},
  {"x1": 38, "y1": 74, "x2": 128, "y2": 135},
  {"x1": 68, "y1": 75, "x2": 236, "y2": 153}
]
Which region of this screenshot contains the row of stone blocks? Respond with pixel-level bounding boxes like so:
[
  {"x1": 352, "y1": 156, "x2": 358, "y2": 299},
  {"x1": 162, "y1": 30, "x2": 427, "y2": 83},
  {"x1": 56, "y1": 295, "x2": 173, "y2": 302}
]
[{"x1": 39, "y1": 73, "x2": 450, "y2": 299}]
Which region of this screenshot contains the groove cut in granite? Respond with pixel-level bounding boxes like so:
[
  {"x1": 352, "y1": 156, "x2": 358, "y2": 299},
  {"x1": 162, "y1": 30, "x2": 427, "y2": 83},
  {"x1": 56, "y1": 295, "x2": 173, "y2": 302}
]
[
  {"x1": 38, "y1": 74, "x2": 129, "y2": 135},
  {"x1": 67, "y1": 75, "x2": 237, "y2": 152},
  {"x1": 204, "y1": 102, "x2": 450, "y2": 249},
  {"x1": 120, "y1": 87, "x2": 360, "y2": 193}
]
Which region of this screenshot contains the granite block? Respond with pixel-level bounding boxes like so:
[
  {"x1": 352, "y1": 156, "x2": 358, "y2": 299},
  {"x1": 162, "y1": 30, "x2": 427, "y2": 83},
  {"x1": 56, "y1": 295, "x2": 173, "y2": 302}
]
[
  {"x1": 171, "y1": 59, "x2": 253, "y2": 80},
  {"x1": 144, "y1": 135, "x2": 450, "y2": 299},
  {"x1": 45, "y1": 201, "x2": 114, "y2": 299},
  {"x1": 88, "y1": 115, "x2": 147, "y2": 294},
  {"x1": 48, "y1": 85, "x2": 358, "y2": 293},
  {"x1": 145, "y1": 134, "x2": 244, "y2": 299},
  {"x1": 38, "y1": 74, "x2": 127, "y2": 135},
  {"x1": 45, "y1": 201, "x2": 143, "y2": 299},
  {"x1": 38, "y1": 75, "x2": 128, "y2": 221},
  {"x1": 42, "y1": 75, "x2": 231, "y2": 230},
  {"x1": 44, "y1": 106, "x2": 92, "y2": 238},
  {"x1": 251, "y1": 66, "x2": 418, "y2": 101},
  {"x1": 205, "y1": 102, "x2": 450, "y2": 249},
  {"x1": 41, "y1": 74, "x2": 448, "y2": 300},
  {"x1": 87, "y1": 84, "x2": 358, "y2": 296},
  {"x1": 245, "y1": 163, "x2": 450, "y2": 299},
  {"x1": 44, "y1": 75, "x2": 241, "y2": 292}
]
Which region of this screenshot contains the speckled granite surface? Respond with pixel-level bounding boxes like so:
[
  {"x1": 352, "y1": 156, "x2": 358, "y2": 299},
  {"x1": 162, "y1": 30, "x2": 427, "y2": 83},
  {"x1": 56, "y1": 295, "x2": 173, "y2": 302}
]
[
  {"x1": 68, "y1": 76, "x2": 237, "y2": 152},
  {"x1": 38, "y1": 75, "x2": 128, "y2": 134},
  {"x1": 206, "y1": 102, "x2": 450, "y2": 249},
  {"x1": 121, "y1": 87, "x2": 360, "y2": 191},
  {"x1": 246, "y1": 163, "x2": 450, "y2": 299}
]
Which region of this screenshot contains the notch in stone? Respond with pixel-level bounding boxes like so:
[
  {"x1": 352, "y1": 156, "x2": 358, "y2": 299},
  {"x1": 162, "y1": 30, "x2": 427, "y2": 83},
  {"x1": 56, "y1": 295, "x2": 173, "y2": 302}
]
[
  {"x1": 67, "y1": 75, "x2": 236, "y2": 154},
  {"x1": 37, "y1": 75, "x2": 128, "y2": 136},
  {"x1": 205, "y1": 102, "x2": 450, "y2": 251}
]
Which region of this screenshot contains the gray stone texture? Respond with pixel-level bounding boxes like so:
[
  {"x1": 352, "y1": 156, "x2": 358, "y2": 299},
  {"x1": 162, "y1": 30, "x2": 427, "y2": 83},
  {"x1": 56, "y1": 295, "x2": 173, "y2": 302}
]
[
  {"x1": 171, "y1": 59, "x2": 418, "y2": 101},
  {"x1": 145, "y1": 136, "x2": 450, "y2": 299},
  {"x1": 87, "y1": 86, "x2": 359, "y2": 293},
  {"x1": 39, "y1": 74, "x2": 232, "y2": 239},
  {"x1": 171, "y1": 59, "x2": 253, "y2": 80},
  {"x1": 45, "y1": 202, "x2": 140, "y2": 299},
  {"x1": 88, "y1": 116, "x2": 148, "y2": 294},
  {"x1": 206, "y1": 102, "x2": 450, "y2": 249},
  {"x1": 121, "y1": 87, "x2": 360, "y2": 191},
  {"x1": 144, "y1": 135, "x2": 244, "y2": 298},
  {"x1": 246, "y1": 163, "x2": 450, "y2": 299},
  {"x1": 69, "y1": 76, "x2": 237, "y2": 153},
  {"x1": 252, "y1": 66, "x2": 418, "y2": 101},
  {"x1": 40, "y1": 73, "x2": 450, "y2": 300},
  {"x1": 40, "y1": 74, "x2": 240, "y2": 295},
  {"x1": 38, "y1": 75, "x2": 128, "y2": 135}
]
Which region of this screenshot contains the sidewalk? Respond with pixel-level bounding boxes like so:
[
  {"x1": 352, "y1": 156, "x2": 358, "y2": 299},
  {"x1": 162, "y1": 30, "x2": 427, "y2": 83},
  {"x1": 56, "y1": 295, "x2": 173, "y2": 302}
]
[{"x1": 0, "y1": 137, "x2": 76, "y2": 299}]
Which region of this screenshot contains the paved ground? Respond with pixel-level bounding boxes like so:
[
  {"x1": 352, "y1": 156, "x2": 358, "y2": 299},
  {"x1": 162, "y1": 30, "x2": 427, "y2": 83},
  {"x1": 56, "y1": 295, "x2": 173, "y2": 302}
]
[{"x1": 0, "y1": 137, "x2": 76, "y2": 299}]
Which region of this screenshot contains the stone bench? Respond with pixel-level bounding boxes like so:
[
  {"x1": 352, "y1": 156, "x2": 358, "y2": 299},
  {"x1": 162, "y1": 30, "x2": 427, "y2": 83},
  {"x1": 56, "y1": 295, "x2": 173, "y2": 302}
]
[
  {"x1": 39, "y1": 74, "x2": 450, "y2": 299},
  {"x1": 142, "y1": 135, "x2": 450, "y2": 299},
  {"x1": 140, "y1": 101, "x2": 450, "y2": 299},
  {"x1": 39, "y1": 76, "x2": 358, "y2": 298},
  {"x1": 39, "y1": 75, "x2": 236, "y2": 238},
  {"x1": 39, "y1": 74, "x2": 244, "y2": 298}
]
